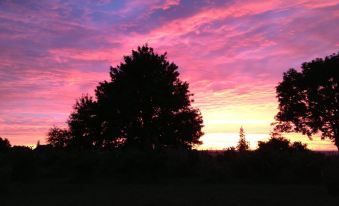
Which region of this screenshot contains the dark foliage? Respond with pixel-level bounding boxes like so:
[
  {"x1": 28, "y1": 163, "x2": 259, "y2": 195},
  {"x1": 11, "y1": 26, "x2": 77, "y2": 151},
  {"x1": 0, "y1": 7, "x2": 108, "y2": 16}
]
[
  {"x1": 47, "y1": 45, "x2": 203, "y2": 150},
  {"x1": 274, "y1": 52, "x2": 339, "y2": 149},
  {"x1": 0, "y1": 137, "x2": 11, "y2": 193},
  {"x1": 47, "y1": 127, "x2": 71, "y2": 149},
  {"x1": 1, "y1": 137, "x2": 339, "y2": 198},
  {"x1": 67, "y1": 95, "x2": 101, "y2": 149},
  {"x1": 0, "y1": 145, "x2": 335, "y2": 185},
  {"x1": 257, "y1": 136, "x2": 308, "y2": 153},
  {"x1": 0, "y1": 137, "x2": 11, "y2": 152}
]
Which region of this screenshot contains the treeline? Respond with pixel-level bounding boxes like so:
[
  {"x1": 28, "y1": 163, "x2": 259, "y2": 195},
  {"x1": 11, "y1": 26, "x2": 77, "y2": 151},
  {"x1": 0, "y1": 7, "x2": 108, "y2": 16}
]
[{"x1": 1, "y1": 137, "x2": 339, "y2": 193}]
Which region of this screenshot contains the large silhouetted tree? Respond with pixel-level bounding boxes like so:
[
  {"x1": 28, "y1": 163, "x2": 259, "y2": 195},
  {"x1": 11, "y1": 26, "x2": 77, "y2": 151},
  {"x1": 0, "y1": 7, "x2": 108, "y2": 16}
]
[
  {"x1": 274, "y1": 52, "x2": 339, "y2": 149},
  {"x1": 95, "y1": 45, "x2": 203, "y2": 150},
  {"x1": 48, "y1": 45, "x2": 203, "y2": 150}
]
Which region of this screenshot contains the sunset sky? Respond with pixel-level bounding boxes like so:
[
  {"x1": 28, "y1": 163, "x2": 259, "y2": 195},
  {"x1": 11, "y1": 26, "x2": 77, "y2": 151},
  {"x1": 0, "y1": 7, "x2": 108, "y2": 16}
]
[{"x1": 0, "y1": 0, "x2": 338, "y2": 150}]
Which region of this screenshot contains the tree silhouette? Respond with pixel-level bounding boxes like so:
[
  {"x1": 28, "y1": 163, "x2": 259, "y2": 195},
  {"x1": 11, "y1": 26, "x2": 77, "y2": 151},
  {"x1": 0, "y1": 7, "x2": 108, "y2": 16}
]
[
  {"x1": 0, "y1": 137, "x2": 11, "y2": 152},
  {"x1": 236, "y1": 126, "x2": 249, "y2": 151},
  {"x1": 50, "y1": 45, "x2": 204, "y2": 150},
  {"x1": 274, "y1": 52, "x2": 339, "y2": 149}
]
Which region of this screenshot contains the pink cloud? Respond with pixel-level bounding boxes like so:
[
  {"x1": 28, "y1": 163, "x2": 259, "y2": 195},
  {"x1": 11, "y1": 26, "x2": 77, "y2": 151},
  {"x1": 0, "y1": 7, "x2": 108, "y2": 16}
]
[
  {"x1": 152, "y1": 0, "x2": 181, "y2": 10},
  {"x1": 301, "y1": 0, "x2": 339, "y2": 8}
]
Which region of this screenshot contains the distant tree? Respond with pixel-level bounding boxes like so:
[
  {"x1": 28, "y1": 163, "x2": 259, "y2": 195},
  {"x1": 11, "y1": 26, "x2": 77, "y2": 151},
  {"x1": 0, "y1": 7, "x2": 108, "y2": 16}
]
[
  {"x1": 274, "y1": 52, "x2": 339, "y2": 149},
  {"x1": 47, "y1": 126, "x2": 71, "y2": 148},
  {"x1": 236, "y1": 126, "x2": 249, "y2": 151},
  {"x1": 51, "y1": 45, "x2": 204, "y2": 150},
  {"x1": 0, "y1": 137, "x2": 11, "y2": 152}
]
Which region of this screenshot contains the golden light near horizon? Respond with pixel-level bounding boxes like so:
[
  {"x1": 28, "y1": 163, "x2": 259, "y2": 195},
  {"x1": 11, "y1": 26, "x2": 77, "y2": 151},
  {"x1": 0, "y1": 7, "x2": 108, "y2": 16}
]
[
  {"x1": 198, "y1": 133, "x2": 268, "y2": 150},
  {"x1": 196, "y1": 102, "x2": 336, "y2": 151}
]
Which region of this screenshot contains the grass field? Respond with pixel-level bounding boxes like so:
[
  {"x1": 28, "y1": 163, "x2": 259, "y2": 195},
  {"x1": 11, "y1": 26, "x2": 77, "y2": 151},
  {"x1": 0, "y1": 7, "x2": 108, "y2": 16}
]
[{"x1": 2, "y1": 183, "x2": 339, "y2": 206}]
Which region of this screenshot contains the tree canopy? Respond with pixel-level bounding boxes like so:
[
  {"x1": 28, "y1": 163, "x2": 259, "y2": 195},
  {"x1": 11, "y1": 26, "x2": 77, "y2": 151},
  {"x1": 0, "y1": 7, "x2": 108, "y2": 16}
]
[
  {"x1": 48, "y1": 45, "x2": 203, "y2": 150},
  {"x1": 274, "y1": 52, "x2": 339, "y2": 149}
]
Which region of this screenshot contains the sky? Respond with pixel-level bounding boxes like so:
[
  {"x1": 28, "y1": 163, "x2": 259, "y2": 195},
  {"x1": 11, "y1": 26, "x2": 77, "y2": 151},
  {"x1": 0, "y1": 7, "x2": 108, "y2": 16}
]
[{"x1": 0, "y1": 0, "x2": 338, "y2": 150}]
